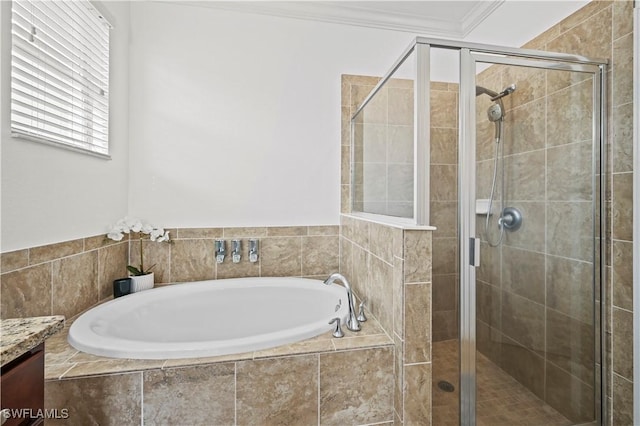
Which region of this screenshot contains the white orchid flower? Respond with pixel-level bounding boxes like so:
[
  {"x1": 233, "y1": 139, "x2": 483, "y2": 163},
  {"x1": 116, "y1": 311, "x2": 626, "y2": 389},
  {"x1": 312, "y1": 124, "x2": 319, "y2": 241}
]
[
  {"x1": 107, "y1": 231, "x2": 124, "y2": 241},
  {"x1": 156, "y1": 230, "x2": 170, "y2": 242},
  {"x1": 141, "y1": 223, "x2": 154, "y2": 234},
  {"x1": 149, "y1": 228, "x2": 163, "y2": 241}
]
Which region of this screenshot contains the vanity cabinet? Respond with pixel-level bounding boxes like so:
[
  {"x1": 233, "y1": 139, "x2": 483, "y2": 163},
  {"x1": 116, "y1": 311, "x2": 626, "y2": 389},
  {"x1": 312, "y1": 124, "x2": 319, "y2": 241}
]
[{"x1": 0, "y1": 343, "x2": 45, "y2": 426}]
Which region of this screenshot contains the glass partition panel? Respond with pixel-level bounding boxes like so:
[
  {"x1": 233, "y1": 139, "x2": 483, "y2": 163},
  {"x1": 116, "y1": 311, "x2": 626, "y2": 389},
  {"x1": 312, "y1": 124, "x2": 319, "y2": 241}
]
[{"x1": 351, "y1": 51, "x2": 416, "y2": 219}]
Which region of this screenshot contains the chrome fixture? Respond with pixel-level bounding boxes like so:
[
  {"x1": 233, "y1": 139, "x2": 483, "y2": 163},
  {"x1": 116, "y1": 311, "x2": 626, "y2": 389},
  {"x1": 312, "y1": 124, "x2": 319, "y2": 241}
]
[
  {"x1": 215, "y1": 240, "x2": 226, "y2": 263},
  {"x1": 357, "y1": 298, "x2": 368, "y2": 323},
  {"x1": 248, "y1": 239, "x2": 259, "y2": 263},
  {"x1": 323, "y1": 273, "x2": 360, "y2": 332},
  {"x1": 232, "y1": 240, "x2": 242, "y2": 263},
  {"x1": 498, "y1": 207, "x2": 523, "y2": 231},
  {"x1": 476, "y1": 83, "x2": 519, "y2": 246},
  {"x1": 328, "y1": 317, "x2": 344, "y2": 338}
]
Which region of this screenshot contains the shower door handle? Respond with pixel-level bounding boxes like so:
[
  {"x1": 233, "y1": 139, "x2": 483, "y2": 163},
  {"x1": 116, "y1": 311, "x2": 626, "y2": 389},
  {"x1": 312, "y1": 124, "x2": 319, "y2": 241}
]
[{"x1": 469, "y1": 237, "x2": 481, "y2": 267}]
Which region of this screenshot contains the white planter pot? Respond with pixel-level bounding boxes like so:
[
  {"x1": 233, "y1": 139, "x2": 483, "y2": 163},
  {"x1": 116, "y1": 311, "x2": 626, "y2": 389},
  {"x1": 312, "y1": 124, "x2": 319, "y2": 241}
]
[{"x1": 130, "y1": 272, "x2": 154, "y2": 293}]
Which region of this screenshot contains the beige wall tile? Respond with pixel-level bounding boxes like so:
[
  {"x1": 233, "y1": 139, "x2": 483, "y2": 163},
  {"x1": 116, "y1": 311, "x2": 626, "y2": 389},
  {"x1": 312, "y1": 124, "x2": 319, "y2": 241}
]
[
  {"x1": 548, "y1": 5, "x2": 612, "y2": 59},
  {"x1": 430, "y1": 127, "x2": 457, "y2": 165},
  {"x1": 432, "y1": 274, "x2": 457, "y2": 313},
  {"x1": 612, "y1": 240, "x2": 632, "y2": 311},
  {"x1": 369, "y1": 255, "x2": 394, "y2": 335},
  {"x1": 612, "y1": 373, "x2": 633, "y2": 426},
  {"x1": 612, "y1": 307, "x2": 633, "y2": 380},
  {"x1": 308, "y1": 225, "x2": 339, "y2": 236},
  {"x1": 267, "y1": 226, "x2": 308, "y2": 237},
  {"x1": 546, "y1": 308, "x2": 594, "y2": 385},
  {"x1": 430, "y1": 165, "x2": 457, "y2": 202},
  {"x1": 301, "y1": 236, "x2": 339, "y2": 276},
  {"x1": 216, "y1": 255, "x2": 260, "y2": 279},
  {"x1": 505, "y1": 97, "x2": 545, "y2": 155},
  {"x1": 502, "y1": 248, "x2": 544, "y2": 304},
  {"x1": 388, "y1": 125, "x2": 414, "y2": 164},
  {"x1": 546, "y1": 255, "x2": 594, "y2": 324},
  {"x1": 501, "y1": 291, "x2": 544, "y2": 355},
  {"x1": 430, "y1": 91, "x2": 457, "y2": 129},
  {"x1": 612, "y1": 32, "x2": 633, "y2": 107},
  {"x1": 1, "y1": 263, "x2": 51, "y2": 318},
  {"x1": 388, "y1": 87, "x2": 414, "y2": 126},
  {"x1": 171, "y1": 239, "x2": 214, "y2": 282},
  {"x1": 320, "y1": 347, "x2": 393, "y2": 425},
  {"x1": 222, "y1": 227, "x2": 267, "y2": 238},
  {"x1": 130, "y1": 239, "x2": 172, "y2": 284},
  {"x1": 404, "y1": 230, "x2": 432, "y2": 283},
  {"x1": 84, "y1": 235, "x2": 120, "y2": 251},
  {"x1": 547, "y1": 142, "x2": 593, "y2": 201},
  {"x1": 545, "y1": 361, "x2": 595, "y2": 423},
  {"x1": 393, "y1": 256, "x2": 404, "y2": 337},
  {"x1": 404, "y1": 363, "x2": 432, "y2": 426},
  {"x1": 404, "y1": 283, "x2": 431, "y2": 364},
  {"x1": 613, "y1": 0, "x2": 633, "y2": 39},
  {"x1": 612, "y1": 172, "x2": 633, "y2": 241},
  {"x1": 393, "y1": 334, "x2": 404, "y2": 422},
  {"x1": 30, "y1": 239, "x2": 84, "y2": 265},
  {"x1": 176, "y1": 228, "x2": 223, "y2": 239},
  {"x1": 97, "y1": 242, "x2": 128, "y2": 300},
  {"x1": 431, "y1": 238, "x2": 455, "y2": 277},
  {"x1": 505, "y1": 149, "x2": 545, "y2": 201},
  {"x1": 369, "y1": 222, "x2": 395, "y2": 265},
  {"x1": 260, "y1": 237, "x2": 302, "y2": 277},
  {"x1": 477, "y1": 281, "x2": 500, "y2": 330},
  {"x1": 143, "y1": 364, "x2": 235, "y2": 425},
  {"x1": 612, "y1": 102, "x2": 633, "y2": 173},
  {"x1": 477, "y1": 241, "x2": 500, "y2": 286},
  {"x1": 547, "y1": 202, "x2": 593, "y2": 262},
  {"x1": 339, "y1": 237, "x2": 354, "y2": 283},
  {"x1": 45, "y1": 373, "x2": 142, "y2": 425},
  {"x1": 501, "y1": 335, "x2": 545, "y2": 400},
  {"x1": 52, "y1": 252, "x2": 98, "y2": 319},
  {"x1": 237, "y1": 355, "x2": 318, "y2": 425},
  {"x1": 502, "y1": 65, "x2": 546, "y2": 108},
  {"x1": 1, "y1": 249, "x2": 29, "y2": 272},
  {"x1": 431, "y1": 310, "x2": 457, "y2": 342}
]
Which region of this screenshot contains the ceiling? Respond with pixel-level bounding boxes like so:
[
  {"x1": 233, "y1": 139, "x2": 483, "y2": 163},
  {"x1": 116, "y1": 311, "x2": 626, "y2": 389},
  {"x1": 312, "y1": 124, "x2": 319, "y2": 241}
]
[{"x1": 178, "y1": 1, "x2": 505, "y2": 39}]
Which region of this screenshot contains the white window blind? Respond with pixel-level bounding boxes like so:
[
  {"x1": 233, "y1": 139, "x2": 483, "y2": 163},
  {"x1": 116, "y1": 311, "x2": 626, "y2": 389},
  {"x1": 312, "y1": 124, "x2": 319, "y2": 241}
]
[{"x1": 11, "y1": 0, "x2": 112, "y2": 157}]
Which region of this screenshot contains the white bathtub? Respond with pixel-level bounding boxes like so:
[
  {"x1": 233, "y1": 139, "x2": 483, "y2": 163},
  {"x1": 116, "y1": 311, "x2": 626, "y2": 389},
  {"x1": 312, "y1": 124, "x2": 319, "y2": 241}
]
[{"x1": 68, "y1": 277, "x2": 350, "y2": 359}]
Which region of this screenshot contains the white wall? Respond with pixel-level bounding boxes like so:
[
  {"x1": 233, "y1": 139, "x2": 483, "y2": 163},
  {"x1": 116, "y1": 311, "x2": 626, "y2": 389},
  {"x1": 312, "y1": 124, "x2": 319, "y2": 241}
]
[
  {"x1": 0, "y1": 1, "x2": 131, "y2": 251},
  {"x1": 128, "y1": 2, "x2": 414, "y2": 228}
]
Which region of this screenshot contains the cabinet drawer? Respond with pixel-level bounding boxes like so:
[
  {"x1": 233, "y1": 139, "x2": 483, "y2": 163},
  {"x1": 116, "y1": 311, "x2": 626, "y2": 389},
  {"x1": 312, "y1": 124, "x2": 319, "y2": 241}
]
[{"x1": 1, "y1": 343, "x2": 44, "y2": 426}]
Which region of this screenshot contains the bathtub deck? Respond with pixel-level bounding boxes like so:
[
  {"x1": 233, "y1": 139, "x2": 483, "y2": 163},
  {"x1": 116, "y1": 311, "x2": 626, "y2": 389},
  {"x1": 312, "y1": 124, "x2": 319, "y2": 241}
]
[{"x1": 45, "y1": 314, "x2": 393, "y2": 380}]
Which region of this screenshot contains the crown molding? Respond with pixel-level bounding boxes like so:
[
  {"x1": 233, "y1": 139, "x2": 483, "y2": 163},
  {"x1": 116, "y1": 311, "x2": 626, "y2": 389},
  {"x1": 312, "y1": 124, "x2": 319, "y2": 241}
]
[{"x1": 171, "y1": 1, "x2": 505, "y2": 39}]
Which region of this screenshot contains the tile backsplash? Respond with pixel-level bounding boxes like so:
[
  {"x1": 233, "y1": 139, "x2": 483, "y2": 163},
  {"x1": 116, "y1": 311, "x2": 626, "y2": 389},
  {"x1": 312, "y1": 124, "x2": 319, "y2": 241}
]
[{"x1": 0, "y1": 226, "x2": 339, "y2": 321}]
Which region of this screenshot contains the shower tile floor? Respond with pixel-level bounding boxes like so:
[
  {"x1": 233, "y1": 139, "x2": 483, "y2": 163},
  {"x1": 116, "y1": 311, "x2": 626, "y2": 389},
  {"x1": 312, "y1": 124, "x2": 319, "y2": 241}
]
[{"x1": 432, "y1": 340, "x2": 572, "y2": 426}]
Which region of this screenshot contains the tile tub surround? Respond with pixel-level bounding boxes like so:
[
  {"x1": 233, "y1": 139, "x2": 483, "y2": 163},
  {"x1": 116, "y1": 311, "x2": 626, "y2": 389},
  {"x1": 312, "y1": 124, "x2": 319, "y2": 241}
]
[
  {"x1": 130, "y1": 225, "x2": 340, "y2": 284},
  {"x1": 0, "y1": 226, "x2": 339, "y2": 321},
  {"x1": 339, "y1": 214, "x2": 433, "y2": 424},
  {"x1": 44, "y1": 313, "x2": 394, "y2": 426},
  {"x1": 1, "y1": 315, "x2": 64, "y2": 366},
  {"x1": 1, "y1": 236, "x2": 128, "y2": 321}
]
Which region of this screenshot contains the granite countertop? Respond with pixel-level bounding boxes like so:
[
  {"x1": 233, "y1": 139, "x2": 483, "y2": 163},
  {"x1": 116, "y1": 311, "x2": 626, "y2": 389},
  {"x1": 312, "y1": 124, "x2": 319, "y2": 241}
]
[{"x1": 1, "y1": 316, "x2": 65, "y2": 367}]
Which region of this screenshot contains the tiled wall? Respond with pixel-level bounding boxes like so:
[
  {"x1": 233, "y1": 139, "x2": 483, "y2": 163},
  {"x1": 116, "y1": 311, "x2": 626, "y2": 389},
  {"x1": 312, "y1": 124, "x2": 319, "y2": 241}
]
[
  {"x1": 351, "y1": 78, "x2": 415, "y2": 218},
  {"x1": 45, "y1": 346, "x2": 394, "y2": 425},
  {"x1": 339, "y1": 214, "x2": 433, "y2": 424},
  {"x1": 1, "y1": 237, "x2": 128, "y2": 320},
  {"x1": 523, "y1": 5, "x2": 635, "y2": 421},
  {"x1": 429, "y1": 82, "x2": 459, "y2": 342},
  {"x1": 1, "y1": 226, "x2": 340, "y2": 321},
  {"x1": 132, "y1": 226, "x2": 340, "y2": 284}
]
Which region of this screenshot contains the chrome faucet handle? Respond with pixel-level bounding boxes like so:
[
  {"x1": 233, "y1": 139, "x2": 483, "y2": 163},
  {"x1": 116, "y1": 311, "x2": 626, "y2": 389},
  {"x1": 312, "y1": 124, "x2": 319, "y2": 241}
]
[
  {"x1": 357, "y1": 298, "x2": 368, "y2": 323},
  {"x1": 329, "y1": 317, "x2": 344, "y2": 338},
  {"x1": 215, "y1": 240, "x2": 226, "y2": 263},
  {"x1": 248, "y1": 239, "x2": 259, "y2": 263},
  {"x1": 232, "y1": 239, "x2": 242, "y2": 263}
]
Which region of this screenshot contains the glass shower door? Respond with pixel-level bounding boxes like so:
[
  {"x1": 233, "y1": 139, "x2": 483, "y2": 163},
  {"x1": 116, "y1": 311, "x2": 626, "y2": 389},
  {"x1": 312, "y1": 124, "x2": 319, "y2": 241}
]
[{"x1": 460, "y1": 51, "x2": 605, "y2": 425}]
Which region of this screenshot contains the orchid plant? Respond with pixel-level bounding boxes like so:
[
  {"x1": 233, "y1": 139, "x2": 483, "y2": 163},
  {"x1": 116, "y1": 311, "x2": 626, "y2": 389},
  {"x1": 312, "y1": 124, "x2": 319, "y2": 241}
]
[{"x1": 107, "y1": 217, "x2": 170, "y2": 276}]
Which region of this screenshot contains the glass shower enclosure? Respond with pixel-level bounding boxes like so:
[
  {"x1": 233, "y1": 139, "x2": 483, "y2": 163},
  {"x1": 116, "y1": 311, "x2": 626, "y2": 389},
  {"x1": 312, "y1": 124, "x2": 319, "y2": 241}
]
[{"x1": 350, "y1": 38, "x2": 607, "y2": 425}]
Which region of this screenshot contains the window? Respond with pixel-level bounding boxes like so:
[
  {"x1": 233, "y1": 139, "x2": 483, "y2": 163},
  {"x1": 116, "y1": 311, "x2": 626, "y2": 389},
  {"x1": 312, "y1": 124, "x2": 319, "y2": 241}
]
[{"x1": 10, "y1": 0, "x2": 112, "y2": 157}]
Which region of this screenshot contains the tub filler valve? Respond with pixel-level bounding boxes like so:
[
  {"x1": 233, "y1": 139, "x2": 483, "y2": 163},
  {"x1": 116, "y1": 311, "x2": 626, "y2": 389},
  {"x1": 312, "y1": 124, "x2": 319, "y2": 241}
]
[
  {"x1": 215, "y1": 240, "x2": 226, "y2": 263},
  {"x1": 323, "y1": 273, "x2": 361, "y2": 332},
  {"x1": 329, "y1": 317, "x2": 344, "y2": 338},
  {"x1": 232, "y1": 239, "x2": 242, "y2": 263},
  {"x1": 249, "y1": 239, "x2": 259, "y2": 263}
]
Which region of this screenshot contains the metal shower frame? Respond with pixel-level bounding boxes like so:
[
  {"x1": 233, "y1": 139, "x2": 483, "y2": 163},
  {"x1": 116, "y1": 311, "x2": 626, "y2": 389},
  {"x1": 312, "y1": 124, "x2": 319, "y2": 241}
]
[{"x1": 351, "y1": 36, "x2": 608, "y2": 426}]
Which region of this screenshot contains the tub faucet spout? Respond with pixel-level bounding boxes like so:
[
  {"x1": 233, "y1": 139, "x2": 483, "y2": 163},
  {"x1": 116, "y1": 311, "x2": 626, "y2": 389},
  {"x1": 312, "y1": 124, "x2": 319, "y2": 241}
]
[{"x1": 323, "y1": 273, "x2": 361, "y2": 332}]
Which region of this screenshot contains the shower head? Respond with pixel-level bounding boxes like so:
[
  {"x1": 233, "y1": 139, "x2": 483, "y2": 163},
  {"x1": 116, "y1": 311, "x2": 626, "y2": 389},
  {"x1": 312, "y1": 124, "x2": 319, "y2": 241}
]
[
  {"x1": 475, "y1": 85, "x2": 499, "y2": 98},
  {"x1": 490, "y1": 84, "x2": 517, "y2": 101}
]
